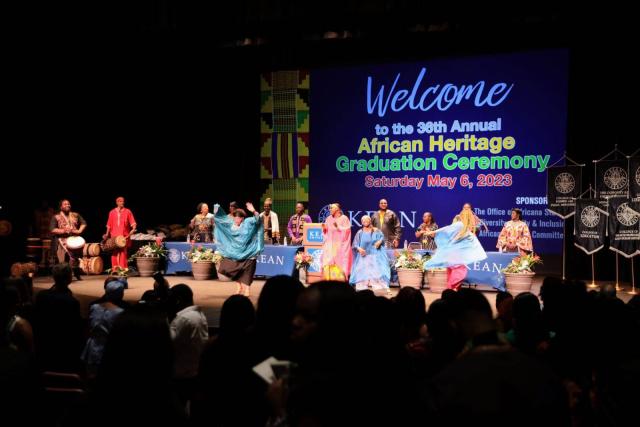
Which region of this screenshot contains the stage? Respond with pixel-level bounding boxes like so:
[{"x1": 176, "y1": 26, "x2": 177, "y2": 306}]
[{"x1": 31, "y1": 275, "x2": 636, "y2": 328}]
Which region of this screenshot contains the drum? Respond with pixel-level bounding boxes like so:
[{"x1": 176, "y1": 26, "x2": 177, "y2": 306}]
[
  {"x1": 115, "y1": 235, "x2": 127, "y2": 248},
  {"x1": 83, "y1": 243, "x2": 101, "y2": 257},
  {"x1": 0, "y1": 220, "x2": 12, "y2": 236},
  {"x1": 101, "y1": 238, "x2": 117, "y2": 253},
  {"x1": 26, "y1": 238, "x2": 42, "y2": 263},
  {"x1": 41, "y1": 239, "x2": 52, "y2": 267},
  {"x1": 80, "y1": 257, "x2": 103, "y2": 275},
  {"x1": 66, "y1": 236, "x2": 86, "y2": 250}
]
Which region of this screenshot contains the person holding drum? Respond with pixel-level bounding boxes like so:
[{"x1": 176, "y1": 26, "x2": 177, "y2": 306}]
[
  {"x1": 103, "y1": 196, "x2": 137, "y2": 270},
  {"x1": 50, "y1": 199, "x2": 87, "y2": 280}
]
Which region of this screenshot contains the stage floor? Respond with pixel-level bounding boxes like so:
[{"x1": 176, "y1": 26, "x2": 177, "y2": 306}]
[{"x1": 32, "y1": 275, "x2": 636, "y2": 327}]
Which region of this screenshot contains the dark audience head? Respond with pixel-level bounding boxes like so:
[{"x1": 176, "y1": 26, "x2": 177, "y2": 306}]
[
  {"x1": 169, "y1": 283, "x2": 194, "y2": 312},
  {"x1": 153, "y1": 276, "x2": 170, "y2": 298},
  {"x1": 52, "y1": 263, "x2": 72, "y2": 287},
  {"x1": 257, "y1": 275, "x2": 304, "y2": 333},
  {"x1": 139, "y1": 289, "x2": 158, "y2": 304},
  {"x1": 104, "y1": 280, "x2": 125, "y2": 303},
  {"x1": 98, "y1": 305, "x2": 173, "y2": 388},
  {"x1": 448, "y1": 288, "x2": 495, "y2": 341},
  {"x1": 103, "y1": 276, "x2": 121, "y2": 289},
  {"x1": 512, "y1": 293, "x2": 543, "y2": 332},
  {"x1": 93, "y1": 305, "x2": 181, "y2": 422},
  {"x1": 426, "y1": 299, "x2": 450, "y2": 338},
  {"x1": 600, "y1": 284, "x2": 617, "y2": 299},
  {"x1": 496, "y1": 291, "x2": 513, "y2": 309},
  {"x1": 2, "y1": 277, "x2": 31, "y2": 306},
  {"x1": 395, "y1": 287, "x2": 427, "y2": 341},
  {"x1": 495, "y1": 291, "x2": 514, "y2": 331},
  {"x1": 292, "y1": 281, "x2": 357, "y2": 364},
  {"x1": 441, "y1": 288, "x2": 457, "y2": 300},
  {"x1": 219, "y1": 295, "x2": 255, "y2": 338},
  {"x1": 628, "y1": 294, "x2": 640, "y2": 311}
]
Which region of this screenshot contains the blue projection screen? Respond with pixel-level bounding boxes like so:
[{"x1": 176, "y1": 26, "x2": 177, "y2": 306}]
[{"x1": 308, "y1": 49, "x2": 568, "y2": 254}]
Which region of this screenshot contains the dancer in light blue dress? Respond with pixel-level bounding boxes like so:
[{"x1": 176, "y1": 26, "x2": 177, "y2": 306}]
[
  {"x1": 349, "y1": 215, "x2": 391, "y2": 293},
  {"x1": 214, "y1": 202, "x2": 264, "y2": 296},
  {"x1": 423, "y1": 210, "x2": 487, "y2": 290}
]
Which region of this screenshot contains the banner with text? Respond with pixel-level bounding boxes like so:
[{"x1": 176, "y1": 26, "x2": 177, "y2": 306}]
[
  {"x1": 310, "y1": 49, "x2": 568, "y2": 254},
  {"x1": 547, "y1": 165, "x2": 582, "y2": 219},
  {"x1": 596, "y1": 160, "x2": 629, "y2": 204},
  {"x1": 607, "y1": 198, "x2": 640, "y2": 258},
  {"x1": 574, "y1": 199, "x2": 608, "y2": 255}
]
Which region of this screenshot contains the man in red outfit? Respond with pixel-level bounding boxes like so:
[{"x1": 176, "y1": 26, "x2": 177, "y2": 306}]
[{"x1": 103, "y1": 196, "x2": 137, "y2": 269}]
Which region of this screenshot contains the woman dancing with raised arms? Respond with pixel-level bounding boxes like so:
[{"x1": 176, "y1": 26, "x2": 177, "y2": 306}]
[
  {"x1": 423, "y1": 209, "x2": 487, "y2": 291},
  {"x1": 213, "y1": 202, "x2": 264, "y2": 297}
]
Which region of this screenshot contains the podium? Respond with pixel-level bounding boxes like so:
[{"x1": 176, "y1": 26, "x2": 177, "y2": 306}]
[{"x1": 302, "y1": 223, "x2": 324, "y2": 283}]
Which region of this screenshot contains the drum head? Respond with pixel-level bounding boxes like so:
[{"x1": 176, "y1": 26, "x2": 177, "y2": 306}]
[
  {"x1": 115, "y1": 236, "x2": 127, "y2": 248},
  {"x1": 66, "y1": 236, "x2": 85, "y2": 249}
]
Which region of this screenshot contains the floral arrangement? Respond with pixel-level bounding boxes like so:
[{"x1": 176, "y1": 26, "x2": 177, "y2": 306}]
[
  {"x1": 105, "y1": 266, "x2": 129, "y2": 277},
  {"x1": 502, "y1": 253, "x2": 542, "y2": 274},
  {"x1": 187, "y1": 246, "x2": 223, "y2": 263},
  {"x1": 394, "y1": 248, "x2": 426, "y2": 270},
  {"x1": 131, "y1": 242, "x2": 168, "y2": 259},
  {"x1": 294, "y1": 252, "x2": 314, "y2": 269}
]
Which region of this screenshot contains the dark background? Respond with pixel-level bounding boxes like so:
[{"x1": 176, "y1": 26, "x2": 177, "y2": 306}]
[{"x1": 1, "y1": 3, "x2": 637, "y2": 281}]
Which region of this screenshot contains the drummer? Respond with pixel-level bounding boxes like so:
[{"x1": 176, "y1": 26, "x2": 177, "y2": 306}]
[
  {"x1": 50, "y1": 199, "x2": 87, "y2": 280},
  {"x1": 103, "y1": 196, "x2": 137, "y2": 271}
]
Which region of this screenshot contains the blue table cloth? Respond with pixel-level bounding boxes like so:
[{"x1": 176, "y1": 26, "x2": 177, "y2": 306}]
[{"x1": 164, "y1": 242, "x2": 301, "y2": 277}]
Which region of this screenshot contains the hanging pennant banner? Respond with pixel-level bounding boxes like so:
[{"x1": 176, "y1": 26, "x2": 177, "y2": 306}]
[
  {"x1": 547, "y1": 165, "x2": 582, "y2": 218},
  {"x1": 574, "y1": 199, "x2": 608, "y2": 255},
  {"x1": 596, "y1": 160, "x2": 629, "y2": 203},
  {"x1": 630, "y1": 157, "x2": 640, "y2": 201},
  {"x1": 608, "y1": 197, "x2": 640, "y2": 258}
]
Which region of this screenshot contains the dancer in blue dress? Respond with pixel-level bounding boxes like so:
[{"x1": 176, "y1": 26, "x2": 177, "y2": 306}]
[
  {"x1": 349, "y1": 215, "x2": 391, "y2": 294},
  {"x1": 214, "y1": 202, "x2": 264, "y2": 297},
  {"x1": 423, "y1": 210, "x2": 487, "y2": 290}
]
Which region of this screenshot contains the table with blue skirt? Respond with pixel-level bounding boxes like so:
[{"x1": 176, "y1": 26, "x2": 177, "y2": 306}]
[
  {"x1": 164, "y1": 242, "x2": 302, "y2": 277},
  {"x1": 386, "y1": 249, "x2": 518, "y2": 291}
]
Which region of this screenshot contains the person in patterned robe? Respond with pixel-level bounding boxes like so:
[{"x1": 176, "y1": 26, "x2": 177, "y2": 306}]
[{"x1": 496, "y1": 208, "x2": 533, "y2": 255}]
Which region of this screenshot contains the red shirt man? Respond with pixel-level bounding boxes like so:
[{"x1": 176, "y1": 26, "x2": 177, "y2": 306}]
[{"x1": 104, "y1": 196, "x2": 137, "y2": 269}]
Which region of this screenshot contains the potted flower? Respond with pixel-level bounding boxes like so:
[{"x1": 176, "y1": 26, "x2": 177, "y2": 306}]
[
  {"x1": 187, "y1": 245, "x2": 222, "y2": 280},
  {"x1": 294, "y1": 252, "x2": 314, "y2": 284},
  {"x1": 421, "y1": 254, "x2": 448, "y2": 294},
  {"x1": 130, "y1": 241, "x2": 167, "y2": 277},
  {"x1": 501, "y1": 253, "x2": 542, "y2": 295},
  {"x1": 394, "y1": 248, "x2": 424, "y2": 289}
]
